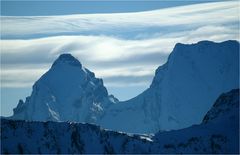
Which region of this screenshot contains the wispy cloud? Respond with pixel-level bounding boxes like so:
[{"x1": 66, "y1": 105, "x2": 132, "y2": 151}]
[
  {"x1": 1, "y1": 1, "x2": 238, "y2": 39},
  {"x1": 1, "y1": 68, "x2": 46, "y2": 88},
  {"x1": 1, "y1": 1, "x2": 239, "y2": 89}
]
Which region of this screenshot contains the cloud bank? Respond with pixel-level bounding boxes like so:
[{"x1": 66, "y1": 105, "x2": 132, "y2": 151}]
[{"x1": 1, "y1": 1, "x2": 239, "y2": 93}]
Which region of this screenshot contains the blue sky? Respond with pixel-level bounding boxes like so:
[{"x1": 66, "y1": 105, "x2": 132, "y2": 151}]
[
  {"x1": 1, "y1": 0, "x2": 239, "y2": 116},
  {"x1": 1, "y1": 1, "x2": 218, "y2": 16}
]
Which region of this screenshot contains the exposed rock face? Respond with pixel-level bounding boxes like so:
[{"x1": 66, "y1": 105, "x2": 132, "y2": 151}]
[{"x1": 202, "y1": 89, "x2": 239, "y2": 123}]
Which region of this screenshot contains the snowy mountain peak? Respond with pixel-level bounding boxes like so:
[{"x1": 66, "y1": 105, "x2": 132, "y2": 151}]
[
  {"x1": 151, "y1": 40, "x2": 239, "y2": 89},
  {"x1": 11, "y1": 53, "x2": 117, "y2": 123},
  {"x1": 100, "y1": 40, "x2": 239, "y2": 133},
  {"x1": 52, "y1": 53, "x2": 82, "y2": 67}
]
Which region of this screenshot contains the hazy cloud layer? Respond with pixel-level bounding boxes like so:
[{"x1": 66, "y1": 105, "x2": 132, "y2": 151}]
[{"x1": 1, "y1": 1, "x2": 239, "y2": 89}]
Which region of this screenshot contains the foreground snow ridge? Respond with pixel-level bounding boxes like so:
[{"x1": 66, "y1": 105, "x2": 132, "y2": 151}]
[{"x1": 1, "y1": 89, "x2": 239, "y2": 154}]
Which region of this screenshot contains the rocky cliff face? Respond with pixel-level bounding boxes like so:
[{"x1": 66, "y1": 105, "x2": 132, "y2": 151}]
[{"x1": 202, "y1": 89, "x2": 239, "y2": 123}]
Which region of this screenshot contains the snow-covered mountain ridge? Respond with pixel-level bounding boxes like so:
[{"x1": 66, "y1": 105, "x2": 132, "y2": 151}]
[
  {"x1": 99, "y1": 40, "x2": 239, "y2": 133},
  {"x1": 10, "y1": 40, "x2": 239, "y2": 133},
  {"x1": 1, "y1": 89, "x2": 239, "y2": 154}
]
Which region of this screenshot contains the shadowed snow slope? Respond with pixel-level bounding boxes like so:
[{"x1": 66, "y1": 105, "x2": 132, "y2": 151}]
[
  {"x1": 1, "y1": 89, "x2": 239, "y2": 154},
  {"x1": 10, "y1": 40, "x2": 239, "y2": 133}
]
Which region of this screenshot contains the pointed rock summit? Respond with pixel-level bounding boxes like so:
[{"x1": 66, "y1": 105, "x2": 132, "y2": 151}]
[
  {"x1": 52, "y1": 53, "x2": 82, "y2": 67},
  {"x1": 12, "y1": 53, "x2": 118, "y2": 123}
]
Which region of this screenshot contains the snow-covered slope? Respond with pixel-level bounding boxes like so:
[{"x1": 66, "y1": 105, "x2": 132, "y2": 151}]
[
  {"x1": 1, "y1": 89, "x2": 239, "y2": 154},
  {"x1": 100, "y1": 40, "x2": 239, "y2": 133},
  {"x1": 11, "y1": 54, "x2": 118, "y2": 123},
  {"x1": 11, "y1": 40, "x2": 239, "y2": 134}
]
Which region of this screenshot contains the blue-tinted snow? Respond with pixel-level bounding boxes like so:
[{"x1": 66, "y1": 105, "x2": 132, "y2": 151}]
[{"x1": 1, "y1": 89, "x2": 239, "y2": 153}]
